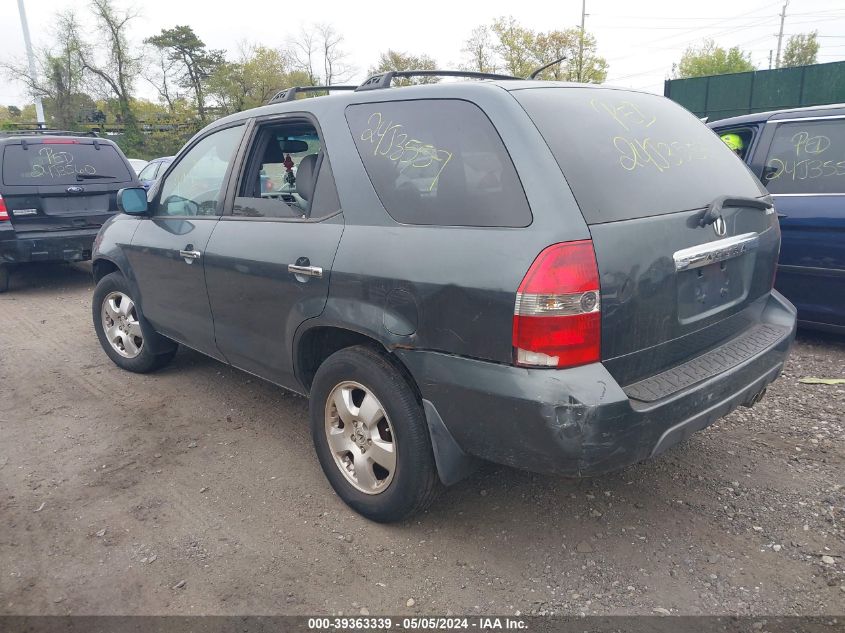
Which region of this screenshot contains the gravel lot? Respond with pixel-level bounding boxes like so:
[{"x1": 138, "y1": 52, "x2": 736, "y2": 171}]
[{"x1": 1, "y1": 262, "x2": 843, "y2": 616}]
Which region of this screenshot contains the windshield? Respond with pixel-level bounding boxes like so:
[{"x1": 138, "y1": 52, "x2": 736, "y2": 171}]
[
  {"x1": 513, "y1": 87, "x2": 766, "y2": 224},
  {"x1": 1, "y1": 142, "x2": 134, "y2": 186}
]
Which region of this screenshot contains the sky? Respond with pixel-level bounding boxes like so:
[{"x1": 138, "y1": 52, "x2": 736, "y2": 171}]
[{"x1": 1, "y1": 0, "x2": 844, "y2": 108}]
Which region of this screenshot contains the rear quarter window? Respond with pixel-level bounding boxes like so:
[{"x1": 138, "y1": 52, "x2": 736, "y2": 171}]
[
  {"x1": 513, "y1": 87, "x2": 766, "y2": 224},
  {"x1": 345, "y1": 99, "x2": 532, "y2": 227},
  {"x1": 1, "y1": 142, "x2": 134, "y2": 186},
  {"x1": 763, "y1": 119, "x2": 845, "y2": 195}
]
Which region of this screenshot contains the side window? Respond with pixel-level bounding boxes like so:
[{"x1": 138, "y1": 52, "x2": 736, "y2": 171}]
[
  {"x1": 138, "y1": 162, "x2": 158, "y2": 180},
  {"x1": 234, "y1": 120, "x2": 340, "y2": 219},
  {"x1": 715, "y1": 127, "x2": 754, "y2": 161},
  {"x1": 763, "y1": 119, "x2": 845, "y2": 195},
  {"x1": 345, "y1": 100, "x2": 531, "y2": 227},
  {"x1": 156, "y1": 125, "x2": 244, "y2": 217}
]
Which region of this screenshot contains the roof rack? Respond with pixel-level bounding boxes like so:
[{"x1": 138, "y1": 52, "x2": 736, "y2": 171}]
[
  {"x1": 0, "y1": 128, "x2": 99, "y2": 138},
  {"x1": 267, "y1": 85, "x2": 358, "y2": 105},
  {"x1": 355, "y1": 70, "x2": 524, "y2": 91}
]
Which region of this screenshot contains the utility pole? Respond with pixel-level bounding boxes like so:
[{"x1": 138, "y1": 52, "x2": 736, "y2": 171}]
[
  {"x1": 775, "y1": 0, "x2": 789, "y2": 69},
  {"x1": 768, "y1": 50, "x2": 773, "y2": 70},
  {"x1": 577, "y1": 0, "x2": 586, "y2": 82},
  {"x1": 16, "y1": 0, "x2": 45, "y2": 128}
]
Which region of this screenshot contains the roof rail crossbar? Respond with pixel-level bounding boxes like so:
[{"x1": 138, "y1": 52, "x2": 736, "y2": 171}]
[
  {"x1": 267, "y1": 85, "x2": 358, "y2": 105},
  {"x1": 355, "y1": 70, "x2": 524, "y2": 91}
]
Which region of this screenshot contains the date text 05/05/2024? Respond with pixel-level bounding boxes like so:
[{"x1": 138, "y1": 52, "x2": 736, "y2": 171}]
[{"x1": 307, "y1": 616, "x2": 528, "y2": 630}]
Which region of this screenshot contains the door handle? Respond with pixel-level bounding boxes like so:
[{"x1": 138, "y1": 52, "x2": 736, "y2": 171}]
[
  {"x1": 288, "y1": 264, "x2": 323, "y2": 278},
  {"x1": 179, "y1": 248, "x2": 202, "y2": 263}
]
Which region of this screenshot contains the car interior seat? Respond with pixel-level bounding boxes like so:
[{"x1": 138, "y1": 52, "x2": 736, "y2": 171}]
[{"x1": 295, "y1": 153, "x2": 323, "y2": 215}]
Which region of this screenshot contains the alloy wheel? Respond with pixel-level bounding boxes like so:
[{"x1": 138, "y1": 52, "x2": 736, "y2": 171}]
[
  {"x1": 324, "y1": 381, "x2": 396, "y2": 495},
  {"x1": 101, "y1": 291, "x2": 143, "y2": 358}
]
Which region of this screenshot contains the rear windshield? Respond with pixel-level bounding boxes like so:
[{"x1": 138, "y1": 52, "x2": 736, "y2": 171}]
[
  {"x1": 513, "y1": 87, "x2": 766, "y2": 224},
  {"x1": 2, "y1": 142, "x2": 134, "y2": 186}
]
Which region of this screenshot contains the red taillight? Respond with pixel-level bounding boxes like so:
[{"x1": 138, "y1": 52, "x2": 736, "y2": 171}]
[
  {"x1": 513, "y1": 240, "x2": 601, "y2": 369},
  {"x1": 0, "y1": 195, "x2": 9, "y2": 222},
  {"x1": 44, "y1": 139, "x2": 79, "y2": 144}
]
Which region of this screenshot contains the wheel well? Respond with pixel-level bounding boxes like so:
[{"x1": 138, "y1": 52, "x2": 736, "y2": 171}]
[
  {"x1": 92, "y1": 259, "x2": 120, "y2": 283},
  {"x1": 297, "y1": 327, "x2": 418, "y2": 397}
]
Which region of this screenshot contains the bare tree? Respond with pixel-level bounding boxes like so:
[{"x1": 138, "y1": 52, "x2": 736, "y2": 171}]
[
  {"x1": 143, "y1": 46, "x2": 180, "y2": 113},
  {"x1": 75, "y1": 0, "x2": 142, "y2": 141},
  {"x1": 462, "y1": 25, "x2": 497, "y2": 73},
  {"x1": 290, "y1": 23, "x2": 354, "y2": 85},
  {"x1": 1, "y1": 11, "x2": 85, "y2": 129},
  {"x1": 316, "y1": 23, "x2": 354, "y2": 85},
  {"x1": 291, "y1": 28, "x2": 319, "y2": 85}
]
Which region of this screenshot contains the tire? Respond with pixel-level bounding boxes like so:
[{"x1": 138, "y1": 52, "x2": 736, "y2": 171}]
[
  {"x1": 92, "y1": 271, "x2": 177, "y2": 373},
  {"x1": 310, "y1": 346, "x2": 442, "y2": 522}
]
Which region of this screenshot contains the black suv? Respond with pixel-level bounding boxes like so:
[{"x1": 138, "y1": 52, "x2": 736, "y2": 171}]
[
  {"x1": 0, "y1": 132, "x2": 136, "y2": 292},
  {"x1": 91, "y1": 74, "x2": 797, "y2": 522}
]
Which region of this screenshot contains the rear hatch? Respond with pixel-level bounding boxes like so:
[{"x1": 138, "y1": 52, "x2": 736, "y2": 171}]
[
  {"x1": 513, "y1": 86, "x2": 781, "y2": 387},
  {"x1": 0, "y1": 138, "x2": 135, "y2": 232}
]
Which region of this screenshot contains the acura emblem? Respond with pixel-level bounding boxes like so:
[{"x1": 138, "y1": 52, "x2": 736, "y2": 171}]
[
  {"x1": 66, "y1": 185, "x2": 84, "y2": 193},
  {"x1": 713, "y1": 215, "x2": 727, "y2": 237}
]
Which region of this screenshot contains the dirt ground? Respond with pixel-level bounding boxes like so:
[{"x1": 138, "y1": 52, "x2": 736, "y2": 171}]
[{"x1": 1, "y1": 262, "x2": 843, "y2": 617}]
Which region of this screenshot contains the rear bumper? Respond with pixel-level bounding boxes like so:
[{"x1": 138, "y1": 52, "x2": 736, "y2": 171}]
[
  {"x1": 0, "y1": 228, "x2": 99, "y2": 264},
  {"x1": 396, "y1": 291, "x2": 797, "y2": 478}
]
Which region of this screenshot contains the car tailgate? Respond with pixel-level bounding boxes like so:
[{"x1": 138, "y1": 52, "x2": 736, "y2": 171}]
[
  {"x1": 1, "y1": 139, "x2": 133, "y2": 232},
  {"x1": 512, "y1": 85, "x2": 783, "y2": 388},
  {"x1": 590, "y1": 204, "x2": 781, "y2": 386}
]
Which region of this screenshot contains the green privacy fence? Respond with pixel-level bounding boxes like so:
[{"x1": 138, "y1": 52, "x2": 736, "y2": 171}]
[{"x1": 663, "y1": 61, "x2": 845, "y2": 121}]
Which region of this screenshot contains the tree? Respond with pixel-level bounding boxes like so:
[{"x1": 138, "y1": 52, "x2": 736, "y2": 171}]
[
  {"x1": 207, "y1": 44, "x2": 309, "y2": 114},
  {"x1": 291, "y1": 23, "x2": 354, "y2": 86},
  {"x1": 145, "y1": 26, "x2": 224, "y2": 121},
  {"x1": 144, "y1": 45, "x2": 181, "y2": 113},
  {"x1": 676, "y1": 39, "x2": 755, "y2": 78},
  {"x1": 0, "y1": 11, "x2": 86, "y2": 129},
  {"x1": 316, "y1": 24, "x2": 353, "y2": 85},
  {"x1": 530, "y1": 29, "x2": 607, "y2": 82},
  {"x1": 369, "y1": 50, "x2": 438, "y2": 85},
  {"x1": 491, "y1": 17, "x2": 535, "y2": 78},
  {"x1": 463, "y1": 17, "x2": 607, "y2": 82},
  {"x1": 291, "y1": 29, "x2": 319, "y2": 85},
  {"x1": 73, "y1": 0, "x2": 143, "y2": 145},
  {"x1": 782, "y1": 31, "x2": 819, "y2": 68},
  {"x1": 462, "y1": 26, "x2": 497, "y2": 73}
]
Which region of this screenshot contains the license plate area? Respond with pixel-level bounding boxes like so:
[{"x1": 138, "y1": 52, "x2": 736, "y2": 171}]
[
  {"x1": 42, "y1": 194, "x2": 110, "y2": 216},
  {"x1": 677, "y1": 254, "x2": 753, "y2": 323},
  {"x1": 673, "y1": 232, "x2": 759, "y2": 323}
]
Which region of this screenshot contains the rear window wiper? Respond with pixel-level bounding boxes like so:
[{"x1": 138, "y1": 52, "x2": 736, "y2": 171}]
[
  {"x1": 76, "y1": 173, "x2": 115, "y2": 180},
  {"x1": 699, "y1": 195, "x2": 773, "y2": 227}
]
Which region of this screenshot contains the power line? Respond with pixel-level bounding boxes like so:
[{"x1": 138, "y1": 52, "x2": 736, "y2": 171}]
[
  {"x1": 605, "y1": 14, "x2": 778, "y2": 72},
  {"x1": 595, "y1": 21, "x2": 777, "y2": 30},
  {"x1": 601, "y1": 1, "x2": 841, "y2": 87},
  {"x1": 606, "y1": 9, "x2": 781, "y2": 55}
]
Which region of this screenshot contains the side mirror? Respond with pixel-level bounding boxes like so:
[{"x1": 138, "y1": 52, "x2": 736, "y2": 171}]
[{"x1": 117, "y1": 187, "x2": 149, "y2": 215}]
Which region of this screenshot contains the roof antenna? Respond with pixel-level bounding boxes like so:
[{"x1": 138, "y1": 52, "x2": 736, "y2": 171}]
[{"x1": 529, "y1": 56, "x2": 567, "y2": 80}]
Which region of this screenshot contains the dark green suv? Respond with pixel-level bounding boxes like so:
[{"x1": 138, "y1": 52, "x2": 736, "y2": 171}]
[{"x1": 91, "y1": 73, "x2": 797, "y2": 522}]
